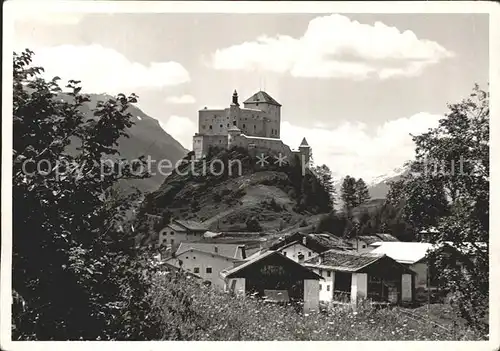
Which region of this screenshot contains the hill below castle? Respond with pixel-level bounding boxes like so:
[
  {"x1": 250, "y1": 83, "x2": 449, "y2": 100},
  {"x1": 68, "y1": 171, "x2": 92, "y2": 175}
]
[{"x1": 136, "y1": 147, "x2": 334, "y2": 245}]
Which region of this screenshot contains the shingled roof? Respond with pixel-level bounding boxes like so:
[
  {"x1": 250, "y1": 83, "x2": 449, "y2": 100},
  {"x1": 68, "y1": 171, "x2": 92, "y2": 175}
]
[
  {"x1": 176, "y1": 242, "x2": 245, "y2": 259},
  {"x1": 173, "y1": 219, "x2": 207, "y2": 232},
  {"x1": 268, "y1": 232, "x2": 330, "y2": 253},
  {"x1": 305, "y1": 249, "x2": 415, "y2": 275},
  {"x1": 305, "y1": 249, "x2": 385, "y2": 272},
  {"x1": 243, "y1": 91, "x2": 282, "y2": 107}
]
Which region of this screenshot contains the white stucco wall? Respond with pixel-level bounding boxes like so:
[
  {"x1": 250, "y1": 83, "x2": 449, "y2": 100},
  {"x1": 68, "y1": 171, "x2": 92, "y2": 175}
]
[
  {"x1": 401, "y1": 273, "x2": 412, "y2": 302},
  {"x1": 312, "y1": 268, "x2": 335, "y2": 302},
  {"x1": 278, "y1": 243, "x2": 318, "y2": 263},
  {"x1": 347, "y1": 239, "x2": 374, "y2": 253},
  {"x1": 350, "y1": 273, "x2": 368, "y2": 305},
  {"x1": 158, "y1": 226, "x2": 205, "y2": 249},
  {"x1": 303, "y1": 279, "x2": 320, "y2": 313},
  {"x1": 166, "y1": 250, "x2": 237, "y2": 289}
]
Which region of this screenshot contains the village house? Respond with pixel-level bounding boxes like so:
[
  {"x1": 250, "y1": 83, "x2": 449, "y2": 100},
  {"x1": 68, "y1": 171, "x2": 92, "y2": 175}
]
[
  {"x1": 158, "y1": 219, "x2": 208, "y2": 249},
  {"x1": 370, "y1": 242, "x2": 435, "y2": 300},
  {"x1": 220, "y1": 250, "x2": 322, "y2": 313},
  {"x1": 267, "y1": 232, "x2": 352, "y2": 262},
  {"x1": 371, "y1": 241, "x2": 487, "y2": 301},
  {"x1": 165, "y1": 242, "x2": 247, "y2": 288},
  {"x1": 303, "y1": 249, "x2": 415, "y2": 306},
  {"x1": 347, "y1": 233, "x2": 399, "y2": 253}
]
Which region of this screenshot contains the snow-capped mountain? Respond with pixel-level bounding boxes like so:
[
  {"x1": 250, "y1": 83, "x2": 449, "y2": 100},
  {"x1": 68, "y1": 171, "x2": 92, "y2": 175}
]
[{"x1": 367, "y1": 165, "x2": 411, "y2": 199}]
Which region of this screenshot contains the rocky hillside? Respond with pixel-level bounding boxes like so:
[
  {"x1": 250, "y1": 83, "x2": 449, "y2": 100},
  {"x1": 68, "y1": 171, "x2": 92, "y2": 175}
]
[
  {"x1": 136, "y1": 147, "x2": 333, "y2": 243},
  {"x1": 63, "y1": 93, "x2": 188, "y2": 193}
]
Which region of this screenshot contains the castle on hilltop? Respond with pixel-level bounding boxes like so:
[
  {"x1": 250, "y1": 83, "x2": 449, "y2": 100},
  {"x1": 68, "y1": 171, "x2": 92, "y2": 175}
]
[{"x1": 192, "y1": 90, "x2": 311, "y2": 164}]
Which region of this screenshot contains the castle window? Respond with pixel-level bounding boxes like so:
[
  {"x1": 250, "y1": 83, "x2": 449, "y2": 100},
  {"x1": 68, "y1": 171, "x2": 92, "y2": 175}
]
[{"x1": 233, "y1": 121, "x2": 236, "y2": 126}]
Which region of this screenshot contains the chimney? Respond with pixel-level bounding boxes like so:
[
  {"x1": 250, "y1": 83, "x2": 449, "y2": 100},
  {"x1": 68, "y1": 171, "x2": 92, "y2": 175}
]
[
  {"x1": 298, "y1": 253, "x2": 304, "y2": 263},
  {"x1": 236, "y1": 245, "x2": 246, "y2": 260}
]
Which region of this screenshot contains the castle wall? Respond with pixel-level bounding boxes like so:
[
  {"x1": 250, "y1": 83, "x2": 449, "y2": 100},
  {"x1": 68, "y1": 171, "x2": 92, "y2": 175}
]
[
  {"x1": 199, "y1": 108, "x2": 231, "y2": 136},
  {"x1": 231, "y1": 134, "x2": 293, "y2": 158},
  {"x1": 243, "y1": 102, "x2": 281, "y2": 138},
  {"x1": 193, "y1": 134, "x2": 228, "y2": 159},
  {"x1": 238, "y1": 109, "x2": 266, "y2": 137}
]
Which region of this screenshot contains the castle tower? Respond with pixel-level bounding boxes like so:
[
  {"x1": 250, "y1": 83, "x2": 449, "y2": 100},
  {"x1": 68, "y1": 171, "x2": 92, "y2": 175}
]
[
  {"x1": 228, "y1": 125, "x2": 242, "y2": 149},
  {"x1": 232, "y1": 90, "x2": 239, "y2": 106},
  {"x1": 299, "y1": 137, "x2": 311, "y2": 166},
  {"x1": 243, "y1": 91, "x2": 281, "y2": 138}
]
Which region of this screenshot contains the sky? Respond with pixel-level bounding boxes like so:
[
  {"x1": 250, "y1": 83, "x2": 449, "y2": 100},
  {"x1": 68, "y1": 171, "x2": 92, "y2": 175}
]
[{"x1": 12, "y1": 11, "x2": 489, "y2": 182}]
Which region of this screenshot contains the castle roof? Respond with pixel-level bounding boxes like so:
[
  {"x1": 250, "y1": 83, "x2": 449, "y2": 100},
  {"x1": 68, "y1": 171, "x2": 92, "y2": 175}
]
[
  {"x1": 299, "y1": 137, "x2": 309, "y2": 147},
  {"x1": 243, "y1": 91, "x2": 282, "y2": 107}
]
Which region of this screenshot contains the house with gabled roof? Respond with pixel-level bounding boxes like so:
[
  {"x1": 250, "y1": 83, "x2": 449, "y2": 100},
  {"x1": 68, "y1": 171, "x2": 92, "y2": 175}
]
[
  {"x1": 158, "y1": 219, "x2": 208, "y2": 249},
  {"x1": 347, "y1": 233, "x2": 399, "y2": 253},
  {"x1": 165, "y1": 243, "x2": 245, "y2": 288},
  {"x1": 220, "y1": 250, "x2": 322, "y2": 313},
  {"x1": 267, "y1": 232, "x2": 352, "y2": 263},
  {"x1": 303, "y1": 249, "x2": 415, "y2": 305}
]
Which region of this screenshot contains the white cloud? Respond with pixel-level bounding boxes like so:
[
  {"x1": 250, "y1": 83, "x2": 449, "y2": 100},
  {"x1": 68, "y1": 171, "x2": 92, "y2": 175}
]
[
  {"x1": 210, "y1": 14, "x2": 454, "y2": 80},
  {"x1": 281, "y1": 112, "x2": 443, "y2": 181},
  {"x1": 159, "y1": 116, "x2": 196, "y2": 149},
  {"x1": 20, "y1": 44, "x2": 190, "y2": 95},
  {"x1": 165, "y1": 94, "x2": 196, "y2": 104}
]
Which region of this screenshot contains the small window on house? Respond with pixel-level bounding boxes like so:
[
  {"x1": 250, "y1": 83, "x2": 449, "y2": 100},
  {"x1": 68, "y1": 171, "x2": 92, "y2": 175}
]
[
  {"x1": 206, "y1": 267, "x2": 212, "y2": 274},
  {"x1": 193, "y1": 267, "x2": 200, "y2": 273},
  {"x1": 327, "y1": 285, "x2": 330, "y2": 291},
  {"x1": 362, "y1": 245, "x2": 366, "y2": 248},
  {"x1": 220, "y1": 124, "x2": 223, "y2": 128},
  {"x1": 254, "y1": 125, "x2": 256, "y2": 129},
  {"x1": 243, "y1": 124, "x2": 246, "y2": 128},
  {"x1": 185, "y1": 256, "x2": 189, "y2": 260},
  {"x1": 319, "y1": 269, "x2": 323, "y2": 276},
  {"x1": 233, "y1": 121, "x2": 236, "y2": 125},
  {"x1": 308, "y1": 252, "x2": 311, "y2": 257},
  {"x1": 319, "y1": 284, "x2": 322, "y2": 290},
  {"x1": 283, "y1": 252, "x2": 287, "y2": 256},
  {"x1": 209, "y1": 125, "x2": 212, "y2": 129},
  {"x1": 162, "y1": 239, "x2": 167, "y2": 243},
  {"x1": 327, "y1": 271, "x2": 331, "y2": 277},
  {"x1": 227, "y1": 123, "x2": 229, "y2": 127},
  {"x1": 170, "y1": 231, "x2": 174, "y2": 235}
]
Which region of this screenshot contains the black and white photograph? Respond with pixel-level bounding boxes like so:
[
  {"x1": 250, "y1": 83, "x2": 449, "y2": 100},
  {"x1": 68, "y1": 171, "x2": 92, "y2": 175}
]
[{"x1": 2, "y1": 0, "x2": 499, "y2": 348}]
